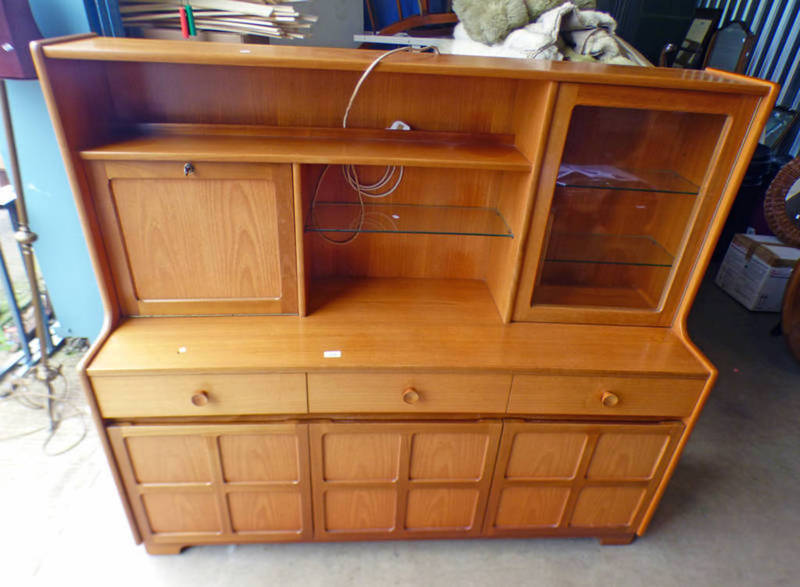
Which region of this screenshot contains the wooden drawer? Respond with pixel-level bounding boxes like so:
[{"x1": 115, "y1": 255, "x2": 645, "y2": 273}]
[
  {"x1": 508, "y1": 375, "x2": 705, "y2": 418},
  {"x1": 93, "y1": 373, "x2": 307, "y2": 418},
  {"x1": 307, "y1": 372, "x2": 511, "y2": 414}
]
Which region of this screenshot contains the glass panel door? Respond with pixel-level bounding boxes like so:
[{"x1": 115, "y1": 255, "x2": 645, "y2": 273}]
[{"x1": 532, "y1": 106, "x2": 726, "y2": 311}]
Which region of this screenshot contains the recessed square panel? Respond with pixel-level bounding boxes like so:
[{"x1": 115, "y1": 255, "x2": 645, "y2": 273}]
[
  {"x1": 409, "y1": 433, "x2": 488, "y2": 480},
  {"x1": 587, "y1": 433, "x2": 670, "y2": 479},
  {"x1": 127, "y1": 436, "x2": 211, "y2": 483},
  {"x1": 324, "y1": 489, "x2": 396, "y2": 531},
  {"x1": 506, "y1": 433, "x2": 587, "y2": 479},
  {"x1": 405, "y1": 488, "x2": 479, "y2": 531},
  {"x1": 220, "y1": 434, "x2": 300, "y2": 482},
  {"x1": 228, "y1": 491, "x2": 303, "y2": 533},
  {"x1": 142, "y1": 493, "x2": 219, "y2": 533},
  {"x1": 569, "y1": 486, "x2": 646, "y2": 528},
  {"x1": 495, "y1": 486, "x2": 570, "y2": 528},
  {"x1": 323, "y1": 433, "x2": 400, "y2": 481}
]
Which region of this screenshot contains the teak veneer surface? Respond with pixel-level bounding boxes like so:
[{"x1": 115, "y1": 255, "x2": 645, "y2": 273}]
[
  {"x1": 80, "y1": 130, "x2": 530, "y2": 171},
  {"x1": 42, "y1": 36, "x2": 765, "y2": 94},
  {"x1": 88, "y1": 278, "x2": 706, "y2": 377}
]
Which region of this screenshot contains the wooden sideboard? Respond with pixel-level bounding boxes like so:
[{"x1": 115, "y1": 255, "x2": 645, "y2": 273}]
[{"x1": 32, "y1": 35, "x2": 776, "y2": 554}]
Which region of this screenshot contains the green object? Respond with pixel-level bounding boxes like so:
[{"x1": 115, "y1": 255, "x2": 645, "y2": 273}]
[
  {"x1": 452, "y1": 0, "x2": 529, "y2": 45},
  {"x1": 185, "y1": 4, "x2": 196, "y2": 36},
  {"x1": 453, "y1": 0, "x2": 597, "y2": 45},
  {"x1": 524, "y1": 0, "x2": 596, "y2": 21}
]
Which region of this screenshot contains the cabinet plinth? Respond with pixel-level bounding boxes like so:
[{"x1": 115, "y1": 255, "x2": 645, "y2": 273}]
[{"x1": 32, "y1": 35, "x2": 776, "y2": 554}]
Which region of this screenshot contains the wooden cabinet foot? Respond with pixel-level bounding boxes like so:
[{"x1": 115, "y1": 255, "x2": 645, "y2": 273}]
[
  {"x1": 145, "y1": 542, "x2": 186, "y2": 555},
  {"x1": 599, "y1": 534, "x2": 636, "y2": 546}
]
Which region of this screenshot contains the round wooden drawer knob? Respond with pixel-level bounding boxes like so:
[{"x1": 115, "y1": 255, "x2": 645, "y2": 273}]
[
  {"x1": 601, "y1": 391, "x2": 620, "y2": 408},
  {"x1": 402, "y1": 387, "x2": 420, "y2": 405},
  {"x1": 191, "y1": 391, "x2": 209, "y2": 406}
]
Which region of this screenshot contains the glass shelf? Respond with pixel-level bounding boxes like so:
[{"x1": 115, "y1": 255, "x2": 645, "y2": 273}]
[
  {"x1": 306, "y1": 202, "x2": 513, "y2": 237},
  {"x1": 545, "y1": 232, "x2": 674, "y2": 267},
  {"x1": 557, "y1": 164, "x2": 699, "y2": 195}
]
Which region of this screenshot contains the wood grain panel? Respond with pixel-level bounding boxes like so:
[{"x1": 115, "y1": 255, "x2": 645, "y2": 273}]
[
  {"x1": 307, "y1": 372, "x2": 511, "y2": 414},
  {"x1": 508, "y1": 374, "x2": 704, "y2": 418},
  {"x1": 104, "y1": 62, "x2": 517, "y2": 134},
  {"x1": 142, "y1": 493, "x2": 220, "y2": 533},
  {"x1": 505, "y1": 432, "x2": 587, "y2": 479},
  {"x1": 569, "y1": 486, "x2": 647, "y2": 528},
  {"x1": 219, "y1": 434, "x2": 300, "y2": 482},
  {"x1": 324, "y1": 489, "x2": 397, "y2": 531},
  {"x1": 323, "y1": 433, "x2": 401, "y2": 481},
  {"x1": 113, "y1": 177, "x2": 281, "y2": 299},
  {"x1": 587, "y1": 433, "x2": 671, "y2": 480},
  {"x1": 494, "y1": 486, "x2": 571, "y2": 528},
  {"x1": 92, "y1": 373, "x2": 307, "y2": 417},
  {"x1": 126, "y1": 435, "x2": 211, "y2": 483},
  {"x1": 409, "y1": 433, "x2": 489, "y2": 481},
  {"x1": 405, "y1": 488, "x2": 479, "y2": 530},
  {"x1": 227, "y1": 491, "x2": 303, "y2": 533}
]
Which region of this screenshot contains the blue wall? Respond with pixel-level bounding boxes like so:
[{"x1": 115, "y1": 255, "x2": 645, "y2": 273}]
[{"x1": 0, "y1": 0, "x2": 103, "y2": 340}]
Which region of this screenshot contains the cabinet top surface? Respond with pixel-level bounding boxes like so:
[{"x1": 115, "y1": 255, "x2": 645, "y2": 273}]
[
  {"x1": 40, "y1": 36, "x2": 768, "y2": 95},
  {"x1": 88, "y1": 278, "x2": 707, "y2": 378}
]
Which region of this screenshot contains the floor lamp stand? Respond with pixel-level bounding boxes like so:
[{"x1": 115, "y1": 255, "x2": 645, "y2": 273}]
[{"x1": 0, "y1": 79, "x2": 60, "y2": 430}]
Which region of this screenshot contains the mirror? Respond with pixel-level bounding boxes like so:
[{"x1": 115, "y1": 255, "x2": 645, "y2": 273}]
[{"x1": 704, "y1": 21, "x2": 755, "y2": 73}]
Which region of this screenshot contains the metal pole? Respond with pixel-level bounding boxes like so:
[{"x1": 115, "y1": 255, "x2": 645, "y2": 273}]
[
  {"x1": 0, "y1": 80, "x2": 59, "y2": 429},
  {"x1": 0, "y1": 239, "x2": 31, "y2": 365}
]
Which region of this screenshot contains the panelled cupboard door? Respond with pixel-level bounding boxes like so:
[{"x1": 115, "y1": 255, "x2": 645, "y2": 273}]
[
  {"x1": 309, "y1": 421, "x2": 501, "y2": 540},
  {"x1": 484, "y1": 421, "x2": 683, "y2": 537},
  {"x1": 87, "y1": 160, "x2": 298, "y2": 316},
  {"x1": 108, "y1": 423, "x2": 313, "y2": 549},
  {"x1": 514, "y1": 83, "x2": 760, "y2": 326}
]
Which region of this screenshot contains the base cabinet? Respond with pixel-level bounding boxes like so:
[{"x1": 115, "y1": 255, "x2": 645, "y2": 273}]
[
  {"x1": 108, "y1": 423, "x2": 313, "y2": 550},
  {"x1": 309, "y1": 421, "x2": 501, "y2": 540},
  {"x1": 484, "y1": 421, "x2": 684, "y2": 536},
  {"x1": 108, "y1": 418, "x2": 684, "y2": 549}
]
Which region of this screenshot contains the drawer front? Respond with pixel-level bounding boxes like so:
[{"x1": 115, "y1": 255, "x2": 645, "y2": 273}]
[
  {"x1": 93, "y1": 373, "x2": 307, "y2": 417},
  {"x1": 307, "y1": 373, "x2": 511, "y2": 414},
  {"x1": 508, "y1": 375, "x2": 705, "y2": 418}
]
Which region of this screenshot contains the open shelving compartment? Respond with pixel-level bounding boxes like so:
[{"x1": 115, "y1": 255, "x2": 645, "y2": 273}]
[
  {"x1": 531, "y1": 104, "x2": 727, "y2": 312},
  {"x1": 300, "y1": 161, "x2": 532, "y2": 321},
  {"x1": 61, "y1": 55, "x2": 549, "y2": 322}
]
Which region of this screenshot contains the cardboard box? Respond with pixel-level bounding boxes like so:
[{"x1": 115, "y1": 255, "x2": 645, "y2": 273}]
[{"x1": 715, "y1": 234, "x2": 800, "y2": 312}]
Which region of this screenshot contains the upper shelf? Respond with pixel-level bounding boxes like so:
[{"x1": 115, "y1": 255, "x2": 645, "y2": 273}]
[
  {"x1": 79, "y1": 125, "x2": 531, "y2": 171},
  {"x1": 556, "y1": 165, "x2": 699, "y2": 194},
  {"x1": 38, "y1": 36, "x2": 772, "y2": 95}
]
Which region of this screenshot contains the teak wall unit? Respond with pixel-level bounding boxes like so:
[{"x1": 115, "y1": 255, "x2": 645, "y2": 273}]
[{"x1": 32, "y1": 35, "x2": 776, "y2": 554}]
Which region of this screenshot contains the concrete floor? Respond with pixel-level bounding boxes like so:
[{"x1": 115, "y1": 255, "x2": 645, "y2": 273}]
[{"x1": 2, "y1": 272, "x2": 799, "y2": 586}]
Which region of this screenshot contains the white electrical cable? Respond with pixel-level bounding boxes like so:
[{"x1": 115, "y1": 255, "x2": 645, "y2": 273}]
[{"x1": 310, "y1": 45, "x2": 438, "y2": 245}]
